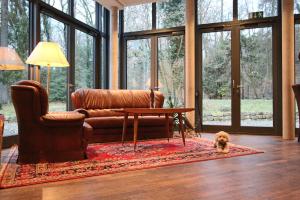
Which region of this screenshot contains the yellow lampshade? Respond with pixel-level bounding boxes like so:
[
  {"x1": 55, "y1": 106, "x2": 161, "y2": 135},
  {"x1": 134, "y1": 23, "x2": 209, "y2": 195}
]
[
  {"x1": 0, "y1": 47, "x2": 25, "y2": 70},
  {"x1": 26, "y1": 42, "x2": 69, "y2": 67}
]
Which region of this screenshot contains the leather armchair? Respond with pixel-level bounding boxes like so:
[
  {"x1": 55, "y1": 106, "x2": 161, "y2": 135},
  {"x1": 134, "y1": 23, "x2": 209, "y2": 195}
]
[{"x1": 11, "y1": 80, "x2": 92, "y2": 163}]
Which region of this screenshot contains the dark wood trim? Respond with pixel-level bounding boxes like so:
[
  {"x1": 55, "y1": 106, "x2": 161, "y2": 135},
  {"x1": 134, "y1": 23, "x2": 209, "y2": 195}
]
[
  {"x1": 232, "y1": 25, "x2": 240, "y2": 130},
  {"x1": 152, "y1": 3, "x2": 156, "y2": 30},
  {"x1": 119, "y1": 10, "x2": 125, "y2": 89},
  {"x1": 67, "y1": 27, "x2": 75, "y2": 111},
  {"x1": 29, "y1": 0, "x2": 41, "y2": 81},
  {"x1": 123, "y1": 27, "x2": 185, "y2": 39}
]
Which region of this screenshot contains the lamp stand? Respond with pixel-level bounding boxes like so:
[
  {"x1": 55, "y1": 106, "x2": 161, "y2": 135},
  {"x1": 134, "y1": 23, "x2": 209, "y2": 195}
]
[{"x1": 46, "y1": 64, "x2": 51, "y2": 95}]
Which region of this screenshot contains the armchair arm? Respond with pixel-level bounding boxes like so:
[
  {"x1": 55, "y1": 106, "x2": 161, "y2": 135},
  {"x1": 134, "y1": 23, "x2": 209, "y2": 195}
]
[{"x1": 41, "y1": 112, "x2": 85, "y2": 127}]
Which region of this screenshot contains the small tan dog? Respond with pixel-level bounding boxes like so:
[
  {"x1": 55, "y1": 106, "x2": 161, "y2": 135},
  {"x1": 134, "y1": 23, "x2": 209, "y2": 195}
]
[{"x1": 214, "y1": 131, "x2": 230, "y2": 153}]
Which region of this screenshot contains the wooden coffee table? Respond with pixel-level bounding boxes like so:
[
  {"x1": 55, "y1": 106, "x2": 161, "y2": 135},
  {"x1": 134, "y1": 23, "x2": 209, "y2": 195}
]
[{"x1": 118, "y1": 108, "x2": 194, "y2": 151}]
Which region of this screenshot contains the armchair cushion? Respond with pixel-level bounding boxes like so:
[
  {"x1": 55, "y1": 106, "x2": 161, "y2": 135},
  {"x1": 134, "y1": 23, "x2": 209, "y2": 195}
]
[{"x1": 41, "y1": 112, "x2": 85, "y2": 127}]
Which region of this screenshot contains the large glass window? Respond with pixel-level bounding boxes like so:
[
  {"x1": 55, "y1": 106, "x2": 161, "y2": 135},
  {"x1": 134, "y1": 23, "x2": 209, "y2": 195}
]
[
  {"x1": 124, "y1": 4, "x2": 152, "y2": 32},
  {"x1": 295, "y1": 0, "x2": 300, "y2": 14},
  {"x1": 238, "y1": 0, "x2": 278, "y2": 20},
  {"x1": 202, "y1": 31, "x2": 232, "y2": 125},
  {"x1": 0, "y1": 0, "x2": 29, "y2": 136},
  {"x1": 198, "y1": 0, "x2": 233, "y2": 24},
  {"x1": 74, "y1": 0, "x2": 96, "y2": 27},
  {"x1": 75, "y1": 30, "x2": 94, "y2": 89},
  {"x1": 156, "y1": 0, "x2": 185, "y2": 29},
  {"x1": 240, "y1": 27, "x2": 273, "y2": 127},
  {"x1": 41, "y1": 14, "x2": 68, "y2": 112},
  {"x1": 127, "y1": 39, "x2": 151, "y2": 90},
  {"x1": 42, "y1": 0, "x2": 69, "y2": 13},
  {"x1": 158, "y1": 35, "x2": 185, "y2": 107}
]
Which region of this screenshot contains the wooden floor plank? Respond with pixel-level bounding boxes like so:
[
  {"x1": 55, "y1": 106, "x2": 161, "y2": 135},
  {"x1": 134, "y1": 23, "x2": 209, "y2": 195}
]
[{"x1": 0, "y1": 134, "x2": 300, "y2": 200}]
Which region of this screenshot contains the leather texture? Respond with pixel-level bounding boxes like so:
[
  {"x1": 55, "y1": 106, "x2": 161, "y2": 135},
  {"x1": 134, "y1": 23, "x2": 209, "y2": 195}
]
[
  {"x1": 71, "y1": 89, "x2": 164, "y2": 110},
  {"x1": 71, "y1": 89, "x2": 173, "y2": 143},
  {"x1": 11, "y1": 80, "x2": 91, "y2": 163}
]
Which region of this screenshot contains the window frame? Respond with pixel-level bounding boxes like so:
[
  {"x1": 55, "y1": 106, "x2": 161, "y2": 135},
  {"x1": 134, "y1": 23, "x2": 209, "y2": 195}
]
[{"x1": 119, "y1": 3, "x2": 186, "y2": 91}]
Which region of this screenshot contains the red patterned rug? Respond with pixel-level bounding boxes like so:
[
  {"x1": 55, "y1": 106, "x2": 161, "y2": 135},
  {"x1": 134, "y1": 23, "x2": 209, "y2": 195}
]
[{"x1": 0, "y1": 138, "x2": 263, "y2": 188}]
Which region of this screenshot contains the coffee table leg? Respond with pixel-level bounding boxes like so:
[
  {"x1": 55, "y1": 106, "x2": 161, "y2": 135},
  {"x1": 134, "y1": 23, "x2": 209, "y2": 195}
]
[
  {"x1": 133, "y1": 114, "x2": 139, "y2": 151},
  {"x1": 178, "y1": 113, "x2": 186, "y2": 146},
  {"x1": 122, "y1": 112, "x2": 129, "y2": 145},
  {"x1": 165, "y1": 114, "x2": 170, "y2": 142}
]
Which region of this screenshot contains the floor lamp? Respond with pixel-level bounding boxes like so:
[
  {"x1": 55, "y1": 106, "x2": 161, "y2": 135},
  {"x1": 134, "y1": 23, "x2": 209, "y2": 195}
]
[
  {"x1": 26, "y1": 42, "x2": 69, "y2": 94},
  {"x1": 0, "y1": 46, "x2": 25, "y2": 160}
]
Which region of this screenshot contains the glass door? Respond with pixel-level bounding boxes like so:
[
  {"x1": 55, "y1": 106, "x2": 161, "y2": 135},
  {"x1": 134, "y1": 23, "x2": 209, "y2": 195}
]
[
  {"x1": 201, "y1": 30, "x2": 232, "y2": 126},
  {"x1": 199, "y1": 25, "x2": 275, "y2": 133},
  {"x1": 239, "y1": 27, "x2": 273, "y2": 128}
]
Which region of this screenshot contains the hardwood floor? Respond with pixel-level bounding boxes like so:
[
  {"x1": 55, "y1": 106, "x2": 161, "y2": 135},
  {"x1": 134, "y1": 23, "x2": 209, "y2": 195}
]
[{"x1": 1, "y1": 133, "x2": 300, "y2": 200}]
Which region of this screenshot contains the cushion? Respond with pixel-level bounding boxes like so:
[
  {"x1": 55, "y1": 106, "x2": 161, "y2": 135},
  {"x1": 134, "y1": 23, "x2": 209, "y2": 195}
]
[{"x1": 71, "y1": 89, "x2": 164, "y2": 109}]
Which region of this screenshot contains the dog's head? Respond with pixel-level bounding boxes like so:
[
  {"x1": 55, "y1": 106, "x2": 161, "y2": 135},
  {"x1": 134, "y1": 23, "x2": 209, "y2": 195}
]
[{"x1": 215, "y1": 131, "x2": 230, "y2": 144}]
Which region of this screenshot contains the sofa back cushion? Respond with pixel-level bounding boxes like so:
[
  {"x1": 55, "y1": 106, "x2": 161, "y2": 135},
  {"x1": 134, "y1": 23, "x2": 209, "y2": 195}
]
[{"x1": 71, "y1": 89, "x2": 164, "y2": 110}]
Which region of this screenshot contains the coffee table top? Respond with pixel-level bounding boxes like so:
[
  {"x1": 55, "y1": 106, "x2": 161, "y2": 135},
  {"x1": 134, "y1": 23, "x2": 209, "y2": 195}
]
[{"x1": 113, "y1": 108, "x2": 194, "y2": 114}]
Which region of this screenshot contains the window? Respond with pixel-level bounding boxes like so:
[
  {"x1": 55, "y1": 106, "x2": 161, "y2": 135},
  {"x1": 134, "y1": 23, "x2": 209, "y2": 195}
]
[
  {"x1": 74, "y1": 0, "x2": 96, "y2": 27},
  {"x1": 296, "y1": 0, "x2": 300, "y2": 14},
  {"x1": 198, "y1": 0, "x2": 233, "y2": 24},
  {"x1": 156, "y1": 0, "x2": 185, "y2": 29},
  {"x1": 127, "y1": 39, "x2": 151, "y2": 90},
  {"x1": 124, "y1": 4, "x2": 152, "y2": 32},
  {"x1": 40, "y1": 14, "x2": 68, "y2": 112},
  {"x1": 0, "y1": 0, "x2": 29, "y2": 136},
  {"x1": 238, "y1": 0, "x2": 278, "y2": 20},
  {"x1": 158, "y1": 35, "x2": 185, "y2": 107},
  {"x1": 75, "y1": 30, "x2": 94, "y2": 89},
  {"x1": 123, "y1": 3, "x2": 185, "y2": 106},
  {"x1": 42, "y1": 0, "x2": 69, "y2": 13}
]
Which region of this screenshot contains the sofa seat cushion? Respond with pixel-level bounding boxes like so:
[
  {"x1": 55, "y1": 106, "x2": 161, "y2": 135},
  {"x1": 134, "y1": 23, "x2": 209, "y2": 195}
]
[
  {"x1": 85, "y1": 116, "x2": 172, "y2": 129},
  {"x1": 86, "y1": 109, "x2": 124, "y2": 118}
]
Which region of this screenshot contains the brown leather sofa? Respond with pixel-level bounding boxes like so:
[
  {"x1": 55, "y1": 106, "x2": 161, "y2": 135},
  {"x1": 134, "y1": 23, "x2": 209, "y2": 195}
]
[
  {"x1": 71, "y1": 89, "x2": 173, "y2": 143},
  {"x1": 11, "y1": 80, "x2": 92, "y2": 163}
]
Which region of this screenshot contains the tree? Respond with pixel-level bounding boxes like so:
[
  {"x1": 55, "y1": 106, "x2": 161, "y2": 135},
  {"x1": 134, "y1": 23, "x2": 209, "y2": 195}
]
[{"x1": 0, "y1": 0, "x2": 28, "y2": 109}]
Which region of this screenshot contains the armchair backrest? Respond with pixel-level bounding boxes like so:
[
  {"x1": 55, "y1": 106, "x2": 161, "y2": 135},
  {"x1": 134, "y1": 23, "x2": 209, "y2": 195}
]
[
  {"x1": 71, "y1": 89, "x2": 165, "y2": 110},
  {"x1": 11, "y1": 80, "x2": 49, "y2": 122}
]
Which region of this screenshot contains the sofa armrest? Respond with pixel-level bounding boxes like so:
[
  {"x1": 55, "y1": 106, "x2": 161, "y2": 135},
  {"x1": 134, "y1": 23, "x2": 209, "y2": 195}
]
[
  {"x1": 74, "y1": 108, "x2": 89, "y2": 118},
  {"x1": 41, "y1": 112, "x2": 85, "y2": 127}
]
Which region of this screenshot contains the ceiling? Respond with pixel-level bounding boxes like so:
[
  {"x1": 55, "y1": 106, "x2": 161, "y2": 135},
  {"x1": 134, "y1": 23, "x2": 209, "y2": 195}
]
[{"x1": 96, "y1": 0, "x2": 158, "y2": 9}]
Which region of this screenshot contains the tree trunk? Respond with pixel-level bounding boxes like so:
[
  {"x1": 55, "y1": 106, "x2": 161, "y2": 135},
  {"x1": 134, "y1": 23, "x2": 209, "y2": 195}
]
[{"x1": 1, "y1": 0, "x2": 9, "y2": 47}]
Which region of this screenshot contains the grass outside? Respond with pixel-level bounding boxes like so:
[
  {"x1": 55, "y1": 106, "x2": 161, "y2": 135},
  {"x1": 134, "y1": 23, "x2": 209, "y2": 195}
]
[
  {"x1": 0, "y1": 102, "x2": 66, "y2": 122},
  {"x1": 1, "y1": 100, "x2": 274, "y2": 121},
  {"x1": 203, "y1": 99, "x2": 273, "y2": 116}
]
